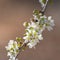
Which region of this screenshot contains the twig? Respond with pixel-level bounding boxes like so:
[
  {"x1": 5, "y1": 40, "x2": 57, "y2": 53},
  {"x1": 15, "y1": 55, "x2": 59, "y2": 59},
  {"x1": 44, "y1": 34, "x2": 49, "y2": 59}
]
[
  {"x1": 16, "y1": 0, "x2": 49, "y2": 59},
  {"x1": 41, "y1": 0, "x2": 49, "y2": 15},
  {"x1": 16, "y1": 42, "x2": 28, "y2": 59}
]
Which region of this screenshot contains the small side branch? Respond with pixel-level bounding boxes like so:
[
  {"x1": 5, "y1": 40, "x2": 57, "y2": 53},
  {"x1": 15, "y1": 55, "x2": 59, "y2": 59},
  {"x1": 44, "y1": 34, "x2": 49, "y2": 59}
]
[{"x1": 41, "y1": 0, "x2": 49, "y2": 15}]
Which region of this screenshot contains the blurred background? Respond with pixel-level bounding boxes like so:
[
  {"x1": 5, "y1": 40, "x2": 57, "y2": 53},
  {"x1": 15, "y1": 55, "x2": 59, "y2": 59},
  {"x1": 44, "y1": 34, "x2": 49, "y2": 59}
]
[{"x1": 0, "y1": 0, "x2": 60, "y2": 60}]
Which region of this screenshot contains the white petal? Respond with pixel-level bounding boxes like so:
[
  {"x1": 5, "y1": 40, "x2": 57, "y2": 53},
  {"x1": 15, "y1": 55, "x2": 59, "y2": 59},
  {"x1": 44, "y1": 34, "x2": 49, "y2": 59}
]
[
  {"x1": 24, "y1": 40, "x2": 28, "y2": 43},
  {"x1": 38, "y1": 34, "x2": 43, "y2": 40},
  {"x1": 9, "y1": 59, "x2": 11, "y2": 60},
  {"x1": 47, "y1": 26, "x2": 53, "y2": 31},
  {"x1": 48, "y1": 16, "x2": 52, "y2": 20},
  {"x1": 8, "y1": 40, "x2": 14, "y2": 45},
  {"x1": 7, "y1": 52, "x2": 11, "y2": 56},
  {"x1": 27, "y1": 43, "x2": 33, "y2": 48}
]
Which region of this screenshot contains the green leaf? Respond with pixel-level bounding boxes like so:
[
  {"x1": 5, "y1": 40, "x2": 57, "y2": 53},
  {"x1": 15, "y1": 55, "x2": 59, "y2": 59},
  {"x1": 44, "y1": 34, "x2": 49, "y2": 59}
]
[
  {"x1": 18, "y1": 43, "x2": 21, "y2": 47},
  {"x1": 42, "y1": 0, "x2": 53, "y2": 5},
  {"x1": 29, "y1": 27, "x2": 34, "y2": 30},
  {"x1": 42, "y1": 0, "x2": 46, "y2": 4},
  {"x1": 16, "y1": 37, "x2": 22, "y2": 42},
  {"x1": 33, "y1": 10, "x2": 40, "y2": 15},
  {"x1": 23, "y1": 22, "x2": 29, "y2": 27}
]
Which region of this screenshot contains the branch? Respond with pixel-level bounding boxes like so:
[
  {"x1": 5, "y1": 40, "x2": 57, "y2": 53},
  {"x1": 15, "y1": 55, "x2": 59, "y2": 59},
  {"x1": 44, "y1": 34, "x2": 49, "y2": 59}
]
[
  {"x1": 16, "y1": 0, "x2": 49, "y2": 59},
  {"x1": 16, "y1": 42, "x2": 28, "y2": 59},
  {"x1": 41, "y1": 0, "x2": 49, "y2": 15}
]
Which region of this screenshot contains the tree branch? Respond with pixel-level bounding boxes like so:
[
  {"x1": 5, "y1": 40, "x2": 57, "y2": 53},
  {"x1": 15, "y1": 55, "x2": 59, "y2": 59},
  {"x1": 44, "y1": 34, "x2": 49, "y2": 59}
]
[
  {"x1": 41, "y1": 0, "x2": 49, "y2": 15},
  {"x1": 16, "y1": 0, "x2": 49, "y2": 59},
  {"x1": 16, "y1": 42, "x2": 28, "y2": 59}
]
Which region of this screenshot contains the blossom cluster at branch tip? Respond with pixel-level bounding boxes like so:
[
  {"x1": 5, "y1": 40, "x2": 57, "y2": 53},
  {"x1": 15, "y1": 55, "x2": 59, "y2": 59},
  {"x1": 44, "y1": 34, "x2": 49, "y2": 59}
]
[
  {"x1": 23, "y1": 9, "x2": 55, "y2": 48},
  {"x1": 5, "y1": 9, "x2": 55, "y2": 60},
  {"x1": 5, "y1": 40, "x2": 20, "y2": 60},
  {"x1": 5, "y1": 0, "x2": 55, "y2": 60}
]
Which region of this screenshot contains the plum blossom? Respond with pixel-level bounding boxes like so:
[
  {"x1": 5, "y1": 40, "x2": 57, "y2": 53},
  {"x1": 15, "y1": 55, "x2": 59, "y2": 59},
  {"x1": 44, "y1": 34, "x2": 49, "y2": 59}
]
[
  {"x1": 23, "y1": 10, "x2": 55, "y2": 48},
  {"x1": 46, "y1": 16, "x2": 55, "y2": 31},
  {"x1": 5, "y1": 40, "x2": 19, "y2": 60},
  {"x1": 5, "y1": 0, "x2": 55, "y2": 60}
]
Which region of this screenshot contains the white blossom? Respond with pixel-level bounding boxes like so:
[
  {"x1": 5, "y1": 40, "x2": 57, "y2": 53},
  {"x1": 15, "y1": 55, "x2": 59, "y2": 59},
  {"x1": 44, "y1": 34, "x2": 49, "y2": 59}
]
[
  {"x1": 23, "y1": 10, "x2": 55, "y2": 48},
  {"x1": 46, "y1": 16, "x2": 55, "y2": 31},
  {"x1": 5, "y1": 40, "x2": 19, "y2": 60},
  {"x1": 5, "y1": 0, "x2": 55, "y2": 60},
  {"x1": 38, "y1": 34, "x2": 43, "y2": 40}
]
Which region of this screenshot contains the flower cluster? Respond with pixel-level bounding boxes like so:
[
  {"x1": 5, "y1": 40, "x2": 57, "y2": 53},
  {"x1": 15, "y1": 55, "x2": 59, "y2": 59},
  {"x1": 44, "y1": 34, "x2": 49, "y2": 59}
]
[
  {"x1": 5, "y1": 9, "x2": 55, "y2": 60},
  {"x1": 23, "y1": 10, "x2": 55, "y2": 48},
  {"x1": 5, "y1": 40, "x2": 20, "y2": 60},
  {"x1": 5, "y1": 0, "x2": 55, "y2": 60}
]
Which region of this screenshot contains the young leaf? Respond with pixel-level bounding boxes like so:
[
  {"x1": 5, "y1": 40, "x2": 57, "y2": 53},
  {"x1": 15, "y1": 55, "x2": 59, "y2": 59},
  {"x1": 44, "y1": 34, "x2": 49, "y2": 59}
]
[
  {"x1": 16, "y1": 37, "x2": 22, "y2": 42},
  {"x1": 33, "y1": 10, "x2": 40, "y2": 15},
  {"x1": 42, "y1": 0, "x2": 46, "y2": 4}
]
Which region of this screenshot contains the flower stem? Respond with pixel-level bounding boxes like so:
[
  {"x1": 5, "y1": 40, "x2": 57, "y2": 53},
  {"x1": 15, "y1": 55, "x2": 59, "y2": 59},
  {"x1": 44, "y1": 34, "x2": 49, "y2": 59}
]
[
  {"x1": 16, "y1": 0, "x2": 49, "y2": 59},
  {"x1": 16, "y1": 42, "x2": 28, "y2": 59},
  {"x1": 41, "y1": 0, "x2": 49, "y2": 15}
]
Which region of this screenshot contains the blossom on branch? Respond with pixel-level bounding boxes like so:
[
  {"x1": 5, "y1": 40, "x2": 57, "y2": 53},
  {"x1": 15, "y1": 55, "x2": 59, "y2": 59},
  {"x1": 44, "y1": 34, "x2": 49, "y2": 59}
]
[
  {"x1": 23, "y1": 10, "x2": 55, "y2": 48},
  {"x1": 5, "y1": 40, "x2": 19, "y2": 60},
  {"x1": 5, "y1": 0, "x2": 55, "y2": 60}
]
